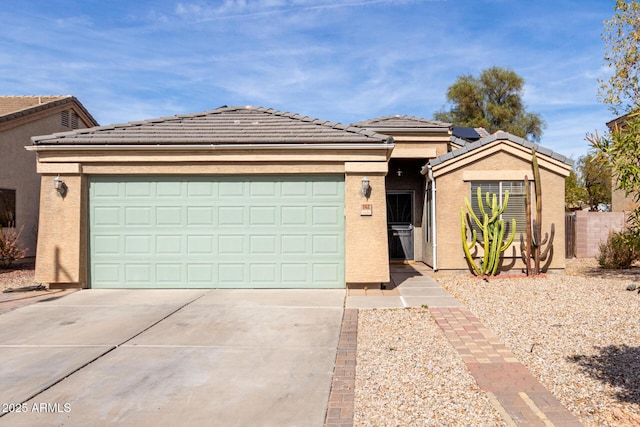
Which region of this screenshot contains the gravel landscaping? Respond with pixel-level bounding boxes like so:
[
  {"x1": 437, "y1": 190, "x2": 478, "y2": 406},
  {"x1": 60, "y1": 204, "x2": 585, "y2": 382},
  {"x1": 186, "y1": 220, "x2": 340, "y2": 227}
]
[
  {"x1": 355, "y1": 258, "x2": 640, "y2": 427},
  {"x1": 355, "y1": 308, "x2": 505, "y2": 426},
  {"x1": 0, "y1": 259, "x2": 36, "y2": 292}
]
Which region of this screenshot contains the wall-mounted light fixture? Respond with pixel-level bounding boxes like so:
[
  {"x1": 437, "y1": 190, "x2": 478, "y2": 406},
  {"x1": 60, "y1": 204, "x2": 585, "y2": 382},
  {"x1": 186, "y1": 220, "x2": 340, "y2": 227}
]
[
  {"x1": 54, "y1": 175, "x2": 68, "y2": 197},
  {"x1": 360, "y1": 176, "x2": 371, "y2": 198}
]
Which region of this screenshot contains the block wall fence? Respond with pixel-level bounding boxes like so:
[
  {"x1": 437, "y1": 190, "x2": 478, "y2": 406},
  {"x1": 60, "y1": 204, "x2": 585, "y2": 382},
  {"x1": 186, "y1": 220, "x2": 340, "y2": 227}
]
[{"x1": 574, "y1": 211, "x2": 626, "y2": 258}]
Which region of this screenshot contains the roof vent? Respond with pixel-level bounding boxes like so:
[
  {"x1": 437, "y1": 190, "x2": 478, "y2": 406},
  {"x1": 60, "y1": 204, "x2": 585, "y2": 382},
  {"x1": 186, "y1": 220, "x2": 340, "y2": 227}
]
[{"x1": 61, "y1": 110, "x2": 79, "y2": 129}]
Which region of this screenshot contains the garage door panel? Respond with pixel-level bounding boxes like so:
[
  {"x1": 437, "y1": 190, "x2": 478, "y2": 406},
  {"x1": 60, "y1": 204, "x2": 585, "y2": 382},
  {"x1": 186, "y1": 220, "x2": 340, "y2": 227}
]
[
  {"x1": 281, "y1": 206, "x2": 307, "y2": 225},
  {"x1": 156, "y1": 181, "x2": 182, "y2": 196},
  {"x1": 94, "y1": 235, "x2": 120, "y2": 255},
  {"x1": 218, "y1": 207, "x2": 244, "y2": 225},
  {"x1": 312, "y1": 235, "x2": 341, "y2": 255},
  {"x1": 219, "y1": 264, "x2": 244, "y2": 283},
  {"x1": 249, "y1": 263, "x2": 277, "y2": 285},
  {"x1": 92, "y1": 181, "x2": 121, "y2": 197},
  {"x1": 313, "y1": 180, "x2": 341, "y2": 197},
  {"x1": 125, "y1": 207, "x2": 151, "y2": 226},
  {"x1": 156, "y1": 207, "x2": 182, "y2": 225},
  {"x1": 93, "y1": 263, "x2": 121, "y2": 284},
  {"x1": 219, "y1": 181, "x2": 244, "y2": 197},
  {"x1": 218, "y1": 235, "x2": 244, "y2": 254},
  {"x1": 250, "y1": 181, "x2": 277, "y2": 196},
  {"x1": 93, "y1": 207, "x2": 120, "y2": 226},
  {"x1": 313, "y1": 264, "x2": 341, "y2": 283},
  {"x1": 124, "y1": 235, "x2": 150, "y2": 254},
  {"x1": 281, "y1": 181, "x2": 307, "y2": 196},
  {"x1": 281, "y1": 235, "x2": 307, "y2": 254},
  {"x1": 187, "y1": 206, "x2": 215, "y2": 225},
  {"x1": 249, "y1": 235, "x2": 277, "y2": 255},
  {"x1": 123, "y1": 263, "x2": 152, "y2": 286},
  {"x1": 312, "y1": 206, "x2": 340, "y2": 225},
  {"x1": 187, "y1": 181, "x2": 215, "y2": 197},
  {"x1": 187, "y1": 235, "x2": 215, "y2": 254},
  {"x1": 125, "y1": 181, "x2": 152, "y2": 197},
  {"x1": 187, "y1": 264, "x2": 215, "y2": 283},
  {"x1": 89, "y1": 176, "x2": 344, "y2": 288}
]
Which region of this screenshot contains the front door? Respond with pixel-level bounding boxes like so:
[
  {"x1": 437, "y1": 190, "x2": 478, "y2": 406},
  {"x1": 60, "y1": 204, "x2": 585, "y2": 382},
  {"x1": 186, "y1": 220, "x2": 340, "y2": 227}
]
[{"x1": 386, "y1": 191, "x2": 414, "y2": 260}]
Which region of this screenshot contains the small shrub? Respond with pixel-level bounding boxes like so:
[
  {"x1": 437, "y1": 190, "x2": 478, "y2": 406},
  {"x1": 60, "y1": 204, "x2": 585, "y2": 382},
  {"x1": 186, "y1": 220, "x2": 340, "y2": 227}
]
[
  {"x1": 0, "y1": 226, "x2": 28, "y2": 268},
  {"x1": 598, "y1": 231, "x2": 635, "y2": 269}
]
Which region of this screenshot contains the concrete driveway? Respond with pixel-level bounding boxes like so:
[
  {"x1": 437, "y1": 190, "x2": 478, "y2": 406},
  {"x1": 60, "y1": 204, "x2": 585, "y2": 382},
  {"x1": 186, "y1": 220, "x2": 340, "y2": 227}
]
[{"x1": 0, "y1": 289, "x2": 345, "y2": 426}]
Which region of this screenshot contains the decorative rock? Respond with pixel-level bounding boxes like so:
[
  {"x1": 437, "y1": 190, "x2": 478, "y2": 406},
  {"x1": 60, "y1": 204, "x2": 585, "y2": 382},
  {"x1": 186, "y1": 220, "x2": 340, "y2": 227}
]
[
  {"x1": 436, "y1": 259, "x2": 640, "y2": 426},
  {"x1": 627, "y1": 283, "x2": 637, "y2": 291}
]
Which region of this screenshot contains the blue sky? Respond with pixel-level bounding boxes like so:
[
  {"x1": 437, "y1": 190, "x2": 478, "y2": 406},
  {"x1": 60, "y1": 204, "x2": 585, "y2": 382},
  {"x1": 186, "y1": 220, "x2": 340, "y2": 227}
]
[{"x1": 1, "y1": 0, "x2": 617, "y2": 159}]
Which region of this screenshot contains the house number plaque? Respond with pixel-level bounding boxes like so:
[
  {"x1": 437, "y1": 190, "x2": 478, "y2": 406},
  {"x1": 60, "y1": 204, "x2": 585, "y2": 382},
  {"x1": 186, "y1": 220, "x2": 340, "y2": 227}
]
[{"x1": 360, "y1": 204, "x2": 372, "y2": 216}]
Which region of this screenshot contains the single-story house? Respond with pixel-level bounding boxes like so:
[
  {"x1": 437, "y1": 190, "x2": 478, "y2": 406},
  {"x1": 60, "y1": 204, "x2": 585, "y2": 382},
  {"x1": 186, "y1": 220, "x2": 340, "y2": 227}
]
[
  {"x1": 0, "y1": 96, "x2": 98, "y2": 257},
  {"x1": 28, "y1": 106, "x2": 572, "y2": 289}
]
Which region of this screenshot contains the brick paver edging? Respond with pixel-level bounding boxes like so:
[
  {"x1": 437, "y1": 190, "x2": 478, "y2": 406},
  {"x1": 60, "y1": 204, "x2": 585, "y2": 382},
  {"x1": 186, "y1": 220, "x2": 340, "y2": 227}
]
[
  {"x1": 430, "y1": 307, "x2": 582, "y2": 426},
  {"x1": 324, "y1": 308, "x2": 357, "y2": 427}
]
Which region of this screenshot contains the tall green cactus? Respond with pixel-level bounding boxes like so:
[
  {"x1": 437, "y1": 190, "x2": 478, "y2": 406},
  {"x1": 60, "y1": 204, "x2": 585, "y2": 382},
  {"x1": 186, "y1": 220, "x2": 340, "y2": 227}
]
[
  {"x1": 520, "y1": 148, "x2": 555, "y2": 275},
  {"x1": 461, "y1": 186, "x2": 516, "y2": 276}
]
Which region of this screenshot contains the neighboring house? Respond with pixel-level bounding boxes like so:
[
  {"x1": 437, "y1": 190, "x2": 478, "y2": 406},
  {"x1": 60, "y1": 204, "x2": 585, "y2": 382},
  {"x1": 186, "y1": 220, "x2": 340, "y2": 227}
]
[
  {"x1": 352, "y1": 116, "x2": 573, "y2": 273},
  {"x1": 0, "y1": 96, "x2": 98, "y2": 257},
  {"x1": 29, "y1": 106, "x2": 571, "y2": 290}
]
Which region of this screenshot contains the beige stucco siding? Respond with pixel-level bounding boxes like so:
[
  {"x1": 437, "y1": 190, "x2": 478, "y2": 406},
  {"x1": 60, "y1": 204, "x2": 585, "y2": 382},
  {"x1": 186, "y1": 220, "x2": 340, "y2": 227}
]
[
  {"x1": 35, "y1": 174, "x2": 84, "y2": 284},
  {"x1": 432, "y1": 147, "x2": 569, "y2": 273},
  {"x1": 612, "y1": 187, "x2": 638, "y2": 213},
  {"x1": 390, "y1": 138, "x2": 449, "y2": 159},
  {"x1": 345, "y1": 169, "x2": 390, "y2": 285}
]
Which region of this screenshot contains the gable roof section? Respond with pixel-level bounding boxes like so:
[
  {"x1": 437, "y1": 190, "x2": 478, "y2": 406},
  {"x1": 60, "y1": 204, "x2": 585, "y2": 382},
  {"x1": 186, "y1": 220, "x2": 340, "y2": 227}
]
[
  {"x1": 32, "y1": 106, "x2": 393, "y2": 146},
  {"x1": 430, "y1": 131, "x2": 573, "y2": 167},
  {"x1": 351, "y1": 115, "x2": 451, "y2": 132},
  {"x1": 0, "y1": 95, "x2": 98, "y2": 126},
  {"x1": 425, "y1": 131, "x2": 573, "y2": 178}
]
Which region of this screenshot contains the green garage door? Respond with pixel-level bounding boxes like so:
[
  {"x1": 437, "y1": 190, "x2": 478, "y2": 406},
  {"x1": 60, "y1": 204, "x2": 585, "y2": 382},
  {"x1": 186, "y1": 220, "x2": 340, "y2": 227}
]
[{"x1": 89, "y1": 175, "x2": 345, "y2": 289}]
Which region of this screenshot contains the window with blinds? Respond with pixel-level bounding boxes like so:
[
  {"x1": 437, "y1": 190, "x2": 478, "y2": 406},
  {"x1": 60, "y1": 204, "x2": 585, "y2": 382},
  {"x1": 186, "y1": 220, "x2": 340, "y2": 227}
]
[{"x1": 469, "y1": 181, "x2": 528, "y2": 237}]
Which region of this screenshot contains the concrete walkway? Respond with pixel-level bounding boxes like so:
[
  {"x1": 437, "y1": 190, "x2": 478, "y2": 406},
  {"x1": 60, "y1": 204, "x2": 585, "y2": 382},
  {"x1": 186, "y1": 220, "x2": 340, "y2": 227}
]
[{"x1": 339, "y1": 263, "x2": 582, "y2": 426}]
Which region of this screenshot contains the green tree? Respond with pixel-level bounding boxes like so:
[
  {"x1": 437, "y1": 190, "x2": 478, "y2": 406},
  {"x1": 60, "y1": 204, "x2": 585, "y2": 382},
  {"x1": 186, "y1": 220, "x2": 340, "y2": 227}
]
[
  {"x1": 589, "y1": 112, "x2": 640, "y2": 222},
  {"x1": 589, "y1": 1, "x2": 640, "y2": 233},
  {"x1": 434, "y1": 66, "x2": 546, "y2": 141},
  {"x1": 577, "y1": 153, "x2": 612, "y2": 210},
  {"x1": 565, "y1": 168, "x2": 586, "y2": 210},
  {"x1": 599, "y1": 0, "x2": 640, "y2": 114}
]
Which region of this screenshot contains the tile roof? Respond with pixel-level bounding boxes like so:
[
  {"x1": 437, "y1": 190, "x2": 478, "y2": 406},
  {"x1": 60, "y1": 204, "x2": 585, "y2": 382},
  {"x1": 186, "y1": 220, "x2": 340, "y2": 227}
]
[
  {"x1": 32, "y1": 106, "x2": 394, "y2": 146},
  {"x1": 429, "y1": 131, "x2": 574, "y2": 167},
  {"x1": 0, "y1": 96, "x2": 98, "y2": 126},
  {"x1": 351, "y1": 115, "x2": 451, "y2": 130}
]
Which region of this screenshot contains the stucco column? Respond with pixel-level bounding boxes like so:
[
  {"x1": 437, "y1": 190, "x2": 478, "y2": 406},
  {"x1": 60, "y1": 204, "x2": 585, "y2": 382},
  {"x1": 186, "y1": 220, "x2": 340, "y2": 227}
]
[
  {"x1": 35, "y1": 172, "x2": 84, "y2": 287},
  {"x1": 344, "y1": 162, "x2": 389, "y2": 286}
]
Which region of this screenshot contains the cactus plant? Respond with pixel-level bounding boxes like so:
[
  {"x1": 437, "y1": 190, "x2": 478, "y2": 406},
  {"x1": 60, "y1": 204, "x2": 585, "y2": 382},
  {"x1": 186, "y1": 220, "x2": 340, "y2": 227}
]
[
  {"x1": 520, "y1": 148, "x2": 555, "y2": 275},
  {"x1": 461, "y1": 186, "x2": 516, "y2": 276}
]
